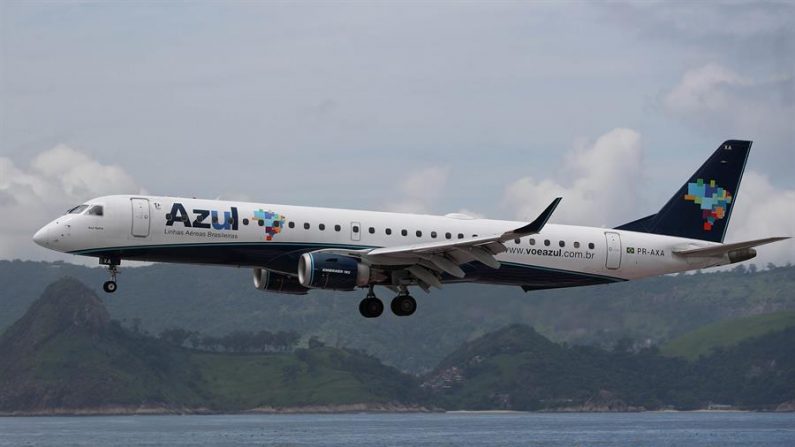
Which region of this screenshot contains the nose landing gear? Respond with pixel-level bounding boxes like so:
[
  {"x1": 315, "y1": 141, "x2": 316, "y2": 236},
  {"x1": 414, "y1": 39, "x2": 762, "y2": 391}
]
[{"x1": 100, "y1": 257, "x2": 120, "y2": 294}]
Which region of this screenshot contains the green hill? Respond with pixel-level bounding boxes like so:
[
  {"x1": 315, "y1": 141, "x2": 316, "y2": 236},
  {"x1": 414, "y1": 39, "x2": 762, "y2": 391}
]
[
  {"x1": 3, "y1": 279, "x2": 794, "y2": 414},
  {"x1": 2, "y1": 261, "x2": 794, "y2": 373},
  {"x1": 661, "y1": 311, "x2": 795, "y2": 360},
  {"x1": 423, "y1": 324, "x2": 795, "y2": 411},
  {"x1": 0, "y1": 278, "x2": 417, "y2": 415}
]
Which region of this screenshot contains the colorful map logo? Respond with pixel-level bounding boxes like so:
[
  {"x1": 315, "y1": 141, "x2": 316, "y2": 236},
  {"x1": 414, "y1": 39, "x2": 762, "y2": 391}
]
[
  {"x1": 684, "y1": 179, "x2": 732, "y2": 231},
  {"x1": 252, "y1": 209, "x2": 286, "y2": 240}
]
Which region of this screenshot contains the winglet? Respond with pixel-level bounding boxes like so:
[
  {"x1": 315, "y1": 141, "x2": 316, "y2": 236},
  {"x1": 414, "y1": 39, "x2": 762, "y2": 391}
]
[{"x1": 501, "y1": 197, "x2": 562, "y2": 240}]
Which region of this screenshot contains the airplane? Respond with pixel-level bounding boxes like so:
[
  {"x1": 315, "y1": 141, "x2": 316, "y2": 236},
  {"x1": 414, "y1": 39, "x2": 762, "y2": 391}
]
[{"x1": 32, "y1": 140, "x2": 788, "y2": 318}]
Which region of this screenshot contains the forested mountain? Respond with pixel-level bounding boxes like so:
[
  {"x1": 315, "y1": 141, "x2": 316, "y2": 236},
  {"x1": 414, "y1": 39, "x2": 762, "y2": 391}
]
[
  {"x1": 2, "y1": 260, "x2": 793, "y2": 372},
  {"x1": 424, "y1": 324, "x2": 795, "y2": 411},
  {"x1": 662, "y1": 311, "x2": 795, "y2": 360},
  {"x1": 2, "y1": 278, "x2": 793, "y2": 414},
  {"x1": 0, "y1": 279, "x2": 417, "y2": 414}
]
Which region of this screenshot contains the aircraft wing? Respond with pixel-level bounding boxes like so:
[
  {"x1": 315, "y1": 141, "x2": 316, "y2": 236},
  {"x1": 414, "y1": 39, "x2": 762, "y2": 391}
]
[
  {"x1": 312, "y1": 198, "x2": 561, "y2": 290},
  {"x1": 672, "y1": 236, "x2": 790, "y2": 257}
]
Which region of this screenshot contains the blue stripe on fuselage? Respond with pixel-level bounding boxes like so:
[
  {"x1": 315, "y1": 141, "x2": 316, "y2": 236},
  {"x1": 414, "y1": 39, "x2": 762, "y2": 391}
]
[{"x1": 71, "y1": 242, "x2": 623, "y2": 289}]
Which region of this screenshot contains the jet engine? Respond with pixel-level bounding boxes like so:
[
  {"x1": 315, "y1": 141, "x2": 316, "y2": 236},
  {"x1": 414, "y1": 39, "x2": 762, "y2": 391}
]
[
  {"x1": 298, "y1": 252, "x2": 372, "y2": 290},
  {"x1": 252, "y1": 268, "x2": 309, "y2": 295}
]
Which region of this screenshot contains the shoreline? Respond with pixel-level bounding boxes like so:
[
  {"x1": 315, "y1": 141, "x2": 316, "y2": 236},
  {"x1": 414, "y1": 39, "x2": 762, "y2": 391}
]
[{"x1": 2, "y1": 406, "x2": 790, "y2": 417}]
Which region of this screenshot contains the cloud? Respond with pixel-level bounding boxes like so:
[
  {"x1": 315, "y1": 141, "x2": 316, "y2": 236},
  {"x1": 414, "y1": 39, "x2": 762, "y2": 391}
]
[
  {"x1": 503, "y1": 128, "x2": 643, "y2": 227},
  {"x1": 661, "y1": 64, "x2": 794, "y2": 176},
  {"x1": 663, "y1": 64, "x2": 752, "y2": 113},
  {"x1": 386, "y1": 167, "x2": 449, "y2": 214},
  {"x1": 725, "y1": 171, "x2": 795, "y2": 267},
  {"x1": 604, "y1": 2, "x2": 795, "y2": 57},
  {"x1": 502, "y1": 127, "x2": 794, "y2": 266},
  {"x1": 0, "y1": 145, "x2": 142, "y2": 261}
]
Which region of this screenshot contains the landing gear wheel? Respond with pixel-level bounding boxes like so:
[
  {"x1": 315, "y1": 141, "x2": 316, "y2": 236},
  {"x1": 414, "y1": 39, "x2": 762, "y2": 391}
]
[
  {"x1": 359, "y1": 297, "x2": 384, "y2": 318},
  {"x1": 391, "y1": 295, "x2": 417, "y2": 317},
  {"x1": 103, "y1": 280, "x2": 117, "y2": 293},
  {"x1": 101, "y1": 258, "x2": 121, "y2": 294}
]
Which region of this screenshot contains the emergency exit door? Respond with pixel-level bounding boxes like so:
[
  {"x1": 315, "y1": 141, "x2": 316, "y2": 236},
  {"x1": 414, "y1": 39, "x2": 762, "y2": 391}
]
[
  {"x1": 604, "y1": 231, "x2": 622, "y2": 270},
  {"x1": 131, "y1": 198, "x2": 150, "y2": 237}
]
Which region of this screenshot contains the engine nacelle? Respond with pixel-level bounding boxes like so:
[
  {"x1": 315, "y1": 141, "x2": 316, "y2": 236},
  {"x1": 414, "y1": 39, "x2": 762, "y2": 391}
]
[
  {"x1": 297, "y1": 252, "x2": 371, "y2": 290},
  {"x1": 252, "y1": 268, "x2": 309, "y2": 295}
]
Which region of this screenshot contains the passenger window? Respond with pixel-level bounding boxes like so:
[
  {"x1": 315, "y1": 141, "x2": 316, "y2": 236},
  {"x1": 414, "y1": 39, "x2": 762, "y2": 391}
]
[
  {"x1": 352, "y1": 225, "x2": 359, "y2": 233},
  {"x1": 458, "y1": 233, "x2": 464, "y2": 239},
  {"x1": 87, "y1": 205, "x2": 103, "y2": 216},
  {"x1": 258, "y1": 220, "x2": 264, "y2": 227},
  {"x1": 559, "y1": 241, "x2": 565, "y2": 248},
  {"x1": 445, "y1": 232, "x2": 452, "y2": 239},
  {"x1": 304, "y1": 223, "x2": 310, "y2": 230},
  {"x1": 529, "y1": 238, "x2": 536, "y2": 246},
  {"x1": 544, "y1": 239, "x2": 551, "y2": 246},
  {"x1": 369, "y1": 227, "x2": 375, "y2": 234},
  {"x1": 588, "y1": 242, "x2": 595, "y2": 249},
  {"x1": 431, "y1": 231, "x2": 437, "y2": 238},
  {"x1": 401, "y1": 229, "x2": 408, "y2": 236},
  {"x1": 243, "y1": 218, "x2": 249, "y2": 226},
  {"x1": 574, "y1": 242, "x2": 580, "y2": 248},
  {"x1": 386, "y1": 228, "x2": 392, "y2": 235},
  {"x1": 288, "y1": 222, "x2": 295, "y2": 229},
  {"x1": 334, "y1": 224, "x2": 341, "y2": 232},
  {"x1": 319, "y1": 224, "x2": 326, "y2": 231},
  {"x1": 515, "y1": 239, "x2": 520, "y2": 244},
  {"x1": 416, "y1": 230, "x2": 422, "y2": 237}
]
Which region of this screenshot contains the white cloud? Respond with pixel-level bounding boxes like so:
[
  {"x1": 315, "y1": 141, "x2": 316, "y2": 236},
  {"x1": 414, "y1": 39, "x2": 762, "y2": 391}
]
[
  {"x1": 387, "y1": 166, "x2": 450, "y2": 214},
  {"x1": 663, "y1": 64, "x2": 751, "y2": 113},
  {"x1": 0, "y1": 145, "x2": 142, "y2": 261},
  {"x1": 502, "y1": 128, "x2": 794, "y2": 266},
  {"x1": 725, "y1": 171, "x2": 795, "y2": 267},
  {"x1": 503, "y1": 128, "x2": 643, "y2": 227},
  {"x1": 661, "y1": 64, "x2": 794, "y2": 177}
]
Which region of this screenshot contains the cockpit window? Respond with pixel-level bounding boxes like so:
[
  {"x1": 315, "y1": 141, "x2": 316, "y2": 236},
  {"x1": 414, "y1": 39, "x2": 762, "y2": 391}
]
[
  {"x1": 67, "y1": 205, "x2": 89, "y2": 214},
  {"x1": 87, "y1": 205, "x2": 104, "y2": 216}
]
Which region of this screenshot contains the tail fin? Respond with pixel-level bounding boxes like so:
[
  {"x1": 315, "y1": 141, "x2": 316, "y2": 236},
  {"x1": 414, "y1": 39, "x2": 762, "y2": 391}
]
[{"x1": 616, "y1": 140, "x2": 751, "y2": 243}]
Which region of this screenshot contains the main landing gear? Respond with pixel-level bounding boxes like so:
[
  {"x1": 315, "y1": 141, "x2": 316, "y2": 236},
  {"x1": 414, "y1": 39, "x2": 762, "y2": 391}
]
[
  {"x1": 100, "y1": 257, "x2": 120, "y2": 294},
  {"x1": 391, "y1": 293, "x2": 417, "y2": 317},
  {"x1": 358, "y1": 286, "x2": 416, "y2": 318}
]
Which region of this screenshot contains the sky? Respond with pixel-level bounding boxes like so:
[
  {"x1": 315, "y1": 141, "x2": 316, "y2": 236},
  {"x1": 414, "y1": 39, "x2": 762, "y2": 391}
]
[{"x1": 1, "y1": 1, "x2": 793, "y2": 266}]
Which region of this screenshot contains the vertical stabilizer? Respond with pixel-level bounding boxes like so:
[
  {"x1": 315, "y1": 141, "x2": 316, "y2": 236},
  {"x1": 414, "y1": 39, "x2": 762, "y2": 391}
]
[{"x1": 616, "y1": 140, "x2": 751, "y2": 243}]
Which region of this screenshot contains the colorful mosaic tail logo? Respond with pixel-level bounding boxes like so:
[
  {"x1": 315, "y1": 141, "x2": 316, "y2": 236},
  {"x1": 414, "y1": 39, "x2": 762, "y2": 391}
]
[
  {"x1": 683, "y1": 179, "x2": 732, "y2": 231},
  {"x1": 252, "y1": 209, "x2": 286, "y2": 240}
]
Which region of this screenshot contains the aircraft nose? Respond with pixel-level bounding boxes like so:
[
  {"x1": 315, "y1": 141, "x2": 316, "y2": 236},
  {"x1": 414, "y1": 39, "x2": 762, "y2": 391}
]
[{"x1": 33, "y1": 225, "x2": 51, "y2": 248}]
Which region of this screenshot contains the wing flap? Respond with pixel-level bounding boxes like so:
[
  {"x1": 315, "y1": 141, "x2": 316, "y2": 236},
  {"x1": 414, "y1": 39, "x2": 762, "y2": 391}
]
[{"x1": 367, "y1": 234, "x2": 501, "y2": 257}]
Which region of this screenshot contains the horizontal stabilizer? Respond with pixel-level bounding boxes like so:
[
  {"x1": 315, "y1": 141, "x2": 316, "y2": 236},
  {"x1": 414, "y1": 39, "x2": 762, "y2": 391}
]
[{"x1": 673, "y1": 237, "x2": 790, "y2": 257}]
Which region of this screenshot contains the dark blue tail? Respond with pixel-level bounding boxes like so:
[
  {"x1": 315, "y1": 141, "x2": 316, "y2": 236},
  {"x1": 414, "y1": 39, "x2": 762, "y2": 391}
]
[{"x1": 616, "y1": 140, "x2": 751, "y2": 243}]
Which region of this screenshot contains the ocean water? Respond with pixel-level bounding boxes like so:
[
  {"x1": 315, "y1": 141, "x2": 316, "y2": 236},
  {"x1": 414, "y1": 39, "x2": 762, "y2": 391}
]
[{"x1": 1, "y1": 412, "x2": 793, "y2": 446}]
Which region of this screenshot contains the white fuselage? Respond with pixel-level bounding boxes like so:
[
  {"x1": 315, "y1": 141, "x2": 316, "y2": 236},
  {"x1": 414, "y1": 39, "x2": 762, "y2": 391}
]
[{"x1": 34, "y1": 195, "x2": 730, "y2": 287}]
